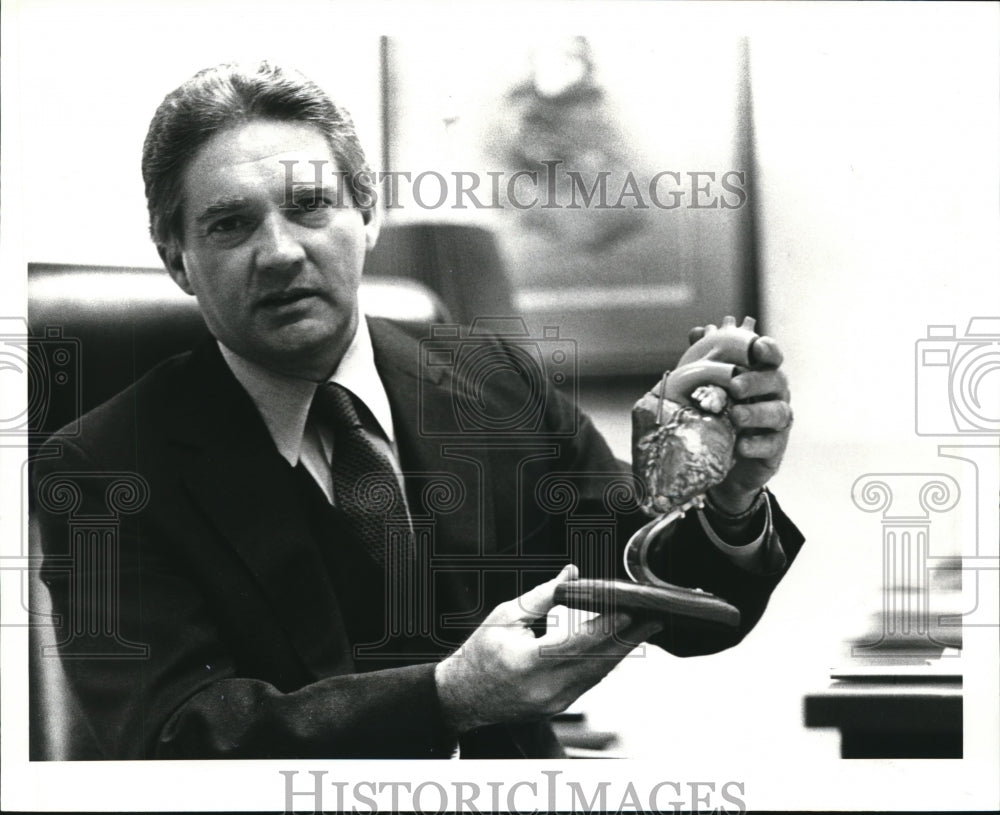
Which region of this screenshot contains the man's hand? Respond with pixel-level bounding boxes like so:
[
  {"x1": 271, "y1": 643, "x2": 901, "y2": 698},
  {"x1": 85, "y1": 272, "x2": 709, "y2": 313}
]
[
  {"x1": 434, "y1": 565, "x2": 662, "y2": 733},
  {"x1": 701, "y1": 330, "x2": 793, "y2": 514}
]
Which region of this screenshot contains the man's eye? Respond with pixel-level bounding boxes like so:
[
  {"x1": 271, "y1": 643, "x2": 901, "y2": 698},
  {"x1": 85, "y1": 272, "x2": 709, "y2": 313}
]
[
  {"x1": 208, "y1": 215, "x2": 251, "y2": 234},
  {"x1": 296, "y1": 195, "x2": 334, "y2": 212}
]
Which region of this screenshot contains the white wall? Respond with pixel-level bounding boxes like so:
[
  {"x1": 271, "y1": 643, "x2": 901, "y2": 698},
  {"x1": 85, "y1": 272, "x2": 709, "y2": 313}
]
[
  {"x1": 7, "y1": 0, "x2": 383, "y2": 268},
  {"x1": 745, "y1": 7, "x2": 998, "y2": 677},
  {"x1": 751, "y1": 13, "x2": 1000, "y2": 447},
  {"x1": 722, "y1": 12, "x2": 999, "y2": 806}
]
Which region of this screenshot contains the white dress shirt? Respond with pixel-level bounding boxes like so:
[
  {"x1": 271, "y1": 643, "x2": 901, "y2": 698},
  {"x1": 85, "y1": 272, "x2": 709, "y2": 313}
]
[{"x1": 218, "y1": 316, "x2": 400, "y2": 505}]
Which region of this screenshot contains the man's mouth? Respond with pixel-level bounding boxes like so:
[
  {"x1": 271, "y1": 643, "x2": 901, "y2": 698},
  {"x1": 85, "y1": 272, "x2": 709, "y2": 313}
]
[{"x1": 257, "y1": 288, "x2": 323, "y2": 309}]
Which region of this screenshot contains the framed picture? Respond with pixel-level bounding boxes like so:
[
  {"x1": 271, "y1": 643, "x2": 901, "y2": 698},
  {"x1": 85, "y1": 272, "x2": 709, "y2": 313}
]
[{"x1": 382, "y1": 34, "x2": 759, "y2": 375}]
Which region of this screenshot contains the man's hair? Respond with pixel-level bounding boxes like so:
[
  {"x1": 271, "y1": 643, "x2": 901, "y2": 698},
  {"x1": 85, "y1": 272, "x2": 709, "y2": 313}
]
[{"x1": 142, "y1": 60, "x2": 372, "y2": 249}]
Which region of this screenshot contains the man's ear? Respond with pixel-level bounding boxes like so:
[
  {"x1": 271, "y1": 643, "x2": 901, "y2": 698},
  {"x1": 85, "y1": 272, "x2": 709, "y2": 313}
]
[
  {"x1": 159, "y1": 244, "x2": 194, "y2": 295},
  {"x1": 363, "y1": 207, "x2": 381, "y2": 252}
]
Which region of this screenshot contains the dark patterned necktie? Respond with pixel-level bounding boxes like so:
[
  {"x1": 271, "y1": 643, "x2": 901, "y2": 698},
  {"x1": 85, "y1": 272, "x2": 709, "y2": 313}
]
[{"x1": 310, "y1": 382, "x2": 412, "y2": 569}]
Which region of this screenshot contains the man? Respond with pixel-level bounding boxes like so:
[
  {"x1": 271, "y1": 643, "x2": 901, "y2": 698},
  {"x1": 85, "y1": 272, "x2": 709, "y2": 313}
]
[{"x1": 34, "y1": 61, "x2": 803, "y2": 759}]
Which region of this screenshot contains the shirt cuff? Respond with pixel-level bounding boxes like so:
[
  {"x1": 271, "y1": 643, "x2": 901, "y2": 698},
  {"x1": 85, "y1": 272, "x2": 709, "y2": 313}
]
[{"x1": 695, "y1": 491, "x2": 788, "y2": 574}]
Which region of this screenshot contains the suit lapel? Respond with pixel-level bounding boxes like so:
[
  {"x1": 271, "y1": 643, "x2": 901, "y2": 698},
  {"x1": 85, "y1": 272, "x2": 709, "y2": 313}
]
[
  {"x1": 368, "y1": 319, "x2": 494, "y2": 558},
  {"x1": 369, "y1": 318, "x2": 503, "y2": 645},
  {"x1": 167, "y1": 341, "x2": 353, "y2": 679}
]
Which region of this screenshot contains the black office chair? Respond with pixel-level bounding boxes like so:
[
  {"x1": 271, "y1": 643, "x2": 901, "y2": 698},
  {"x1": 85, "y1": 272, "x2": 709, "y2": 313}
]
[
  {"x1": 363, "y1": 221, "x2": 516, "y2": 324},
  {"x1": 26, "y1": 262, "x2": 449, "y2": 439}
]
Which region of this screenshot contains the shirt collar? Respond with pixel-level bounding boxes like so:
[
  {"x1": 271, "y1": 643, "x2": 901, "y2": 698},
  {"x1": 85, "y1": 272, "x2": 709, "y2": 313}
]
[{"x1": 218, "y1": 315, "x2": 396, "y2": 466}]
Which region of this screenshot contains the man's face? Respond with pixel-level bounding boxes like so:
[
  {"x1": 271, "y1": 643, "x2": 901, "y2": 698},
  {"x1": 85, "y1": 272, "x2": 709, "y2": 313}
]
[{"x1": 166, "y1": 119, "x2": 377, "y2": 379}]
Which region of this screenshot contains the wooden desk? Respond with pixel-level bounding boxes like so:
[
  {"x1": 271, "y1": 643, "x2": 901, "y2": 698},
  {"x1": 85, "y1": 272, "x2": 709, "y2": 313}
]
[{"x1": 804, "y1": 666, "x2": 962, "y2": 758}]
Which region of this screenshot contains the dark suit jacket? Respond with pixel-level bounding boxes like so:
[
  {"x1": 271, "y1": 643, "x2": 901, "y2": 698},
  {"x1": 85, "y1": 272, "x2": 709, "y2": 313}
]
[{"x1": 33, "y1": 317, "x2": 804, "y2": 759}]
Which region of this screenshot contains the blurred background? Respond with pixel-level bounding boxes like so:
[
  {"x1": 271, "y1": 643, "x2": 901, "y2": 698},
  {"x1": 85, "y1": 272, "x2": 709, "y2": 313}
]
[{"x1": 3, "y1": 0, "x2": 998, "y2": 809}]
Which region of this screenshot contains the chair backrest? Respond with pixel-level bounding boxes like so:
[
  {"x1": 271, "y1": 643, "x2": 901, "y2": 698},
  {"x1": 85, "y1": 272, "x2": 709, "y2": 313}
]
[
  {"x1": 363, "y1": 221, "x2": 516, "y2": 324},
  {"x1": 26, "y1": 263, "x2": 449, "y2": 442}
]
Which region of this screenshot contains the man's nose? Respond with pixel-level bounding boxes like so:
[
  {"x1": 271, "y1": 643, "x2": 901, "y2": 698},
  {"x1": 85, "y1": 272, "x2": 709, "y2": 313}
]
[{"x1": 254, "y1": 212, "x2": 306, "y2": 273}]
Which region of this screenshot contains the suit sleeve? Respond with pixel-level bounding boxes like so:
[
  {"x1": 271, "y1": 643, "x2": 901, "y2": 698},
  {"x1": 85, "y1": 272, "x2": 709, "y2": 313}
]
[
  {"x1": 539, "y1": 379, "x2": 805, "y2": 657},
  {"x1": 33, "y1": 438, "x2": 457, "y2": 760}
]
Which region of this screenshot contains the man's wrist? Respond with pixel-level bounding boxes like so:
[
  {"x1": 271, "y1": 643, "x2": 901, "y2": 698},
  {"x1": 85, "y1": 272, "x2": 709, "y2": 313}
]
[
  {"x1": 705, "y1": 486, "x2": 766, "y2": 520},
  {"x1": 702, "y1": 488, "x2": 769, "y2": 545},
  {"x1": 697, "y1": 488, "x2": 773, "y2": 553},
  {"x1": 434, "y1": 657, "x2": 485, "y2": 734}
]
